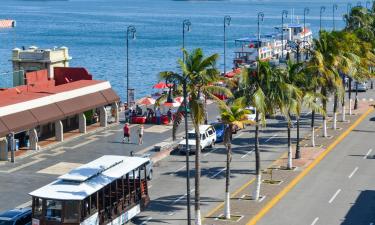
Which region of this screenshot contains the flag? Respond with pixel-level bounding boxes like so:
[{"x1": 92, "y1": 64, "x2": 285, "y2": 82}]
[{"x1": 0, "y1": 20, "x2": 16, "y2": 29}]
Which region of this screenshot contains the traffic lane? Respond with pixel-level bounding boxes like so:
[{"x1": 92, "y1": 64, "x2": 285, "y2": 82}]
[{"x1": 256, "y1": 111, "x2": 375, "y2": 225}]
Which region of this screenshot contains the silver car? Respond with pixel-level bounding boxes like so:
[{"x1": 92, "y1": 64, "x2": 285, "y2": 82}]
[{"x1": 351, "y1": 81, "x2": 367, "y2": 92}]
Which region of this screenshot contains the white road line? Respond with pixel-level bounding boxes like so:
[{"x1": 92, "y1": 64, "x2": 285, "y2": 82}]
[
  {"x1": 210, "y1": 168, "x2": 226, "y2": 179},
  {"x1": 329, "y1": 189, "x2": 341, "y2": 204},
  {"x1": 305, "y1": 111, "x2": 312, "y2": 116},
  {"x1": 348, "y1": 167, "x2": 359, "y2": 179},
  {"x1": 265, "y1": 134, "x2": 278, "y2": 143},
  {"x1": 16, "y1": 200, "x2": 32, "y2": 208},
  {"x1": 235, "y1": 132, "x2": 244, "y2": 138},
  {"x1": 204, "y1": 147, "x2": 219, "y2": 157},
  {"x1": 173, "y1": 189, "x2": 194, "y2": 204},
  {"x1": 364, "y1": 149, "x2": 373, "y2": 159},
  {"x1": 175, "y1": 166, "x2": 186, "y2": 173},
  {"x1": 311, "y1": 217, "x2": 319, "y2": 225},
  {"x1": 241, "y1": 149, "x2": 254, "y2": 158},
  {"x1": 140, "y1": 217, "x2": 152, "y2": 225}
]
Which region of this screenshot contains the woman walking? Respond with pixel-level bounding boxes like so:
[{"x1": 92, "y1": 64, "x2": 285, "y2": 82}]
[{"x1": 138, "y1": 124, "x2": 144, "y2": 145}]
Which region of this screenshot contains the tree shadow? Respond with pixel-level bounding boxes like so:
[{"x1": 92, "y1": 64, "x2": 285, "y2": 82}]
[{"x1": 341, "y1": 190, "x2": 375, "y2": 225}]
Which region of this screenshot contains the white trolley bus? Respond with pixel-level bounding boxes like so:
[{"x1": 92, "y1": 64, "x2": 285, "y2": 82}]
[{"x1": 29, "y1": 155, "x2": 150, "y2": 225}]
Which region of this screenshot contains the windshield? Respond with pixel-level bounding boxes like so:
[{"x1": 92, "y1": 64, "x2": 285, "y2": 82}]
[{"x1": 0, "y1": 220, "x2": 13, "y2": 225}]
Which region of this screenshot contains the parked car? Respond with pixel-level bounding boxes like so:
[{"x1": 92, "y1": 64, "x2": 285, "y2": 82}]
[
  {"x1": 245, "y1": 106, "x2": 257, "y2": 121},
  {"x1": 178, "y1": 125, "x2": 217, "y2": 153},
  {"x1": 0, "y1": 208, "x2": 32, "y2": 225},
  {"x1": 351, "y1": 81, "x2": 367, "y2": 92},
  {"x1": 129, "y1": 153, "x2": 154, "y2": 180}
]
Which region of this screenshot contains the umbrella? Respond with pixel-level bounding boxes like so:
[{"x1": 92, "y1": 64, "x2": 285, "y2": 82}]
[
  {"x1": 174, "y1": 96, "x2": 184, "y2": 104},
  {"x1": 163, "y1": 101, "x2": 181, "y2": 107},
  {"x1": 137, "y1": 97, "x2": 156, "y2": 105},
  {"x1": 153, "y1": 82, "x2": 173, "y2": 89}
]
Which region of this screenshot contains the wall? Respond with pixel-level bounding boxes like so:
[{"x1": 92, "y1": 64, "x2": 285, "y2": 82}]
[{"x1": 54, "y1": 67, "x2": 93, "y2": 86}]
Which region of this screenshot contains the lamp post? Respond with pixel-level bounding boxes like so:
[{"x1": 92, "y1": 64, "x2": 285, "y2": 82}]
[
  {"x1": 303, "y1": 7, "x2": 309, "y2": 60},
  {"x1": 320, "y1": 6, "x2": 326, "y2": 32},
  {"x1": 223, "y1": 15, "x2": 231, "y2": 76},
  {"x1": 366, "y1": 1, "x2": 371, "y2": 9},
  {"x1": 182, "y1": 18, "x2": 192, "y2": 225},
  {"x1": 333, "y1": 4, "x2": 338, "y2": 31},
  {"x1": 126, "y1": 25, "x2": 136, "y2": 106},
  {"x1": 258, "y1": 12, "x2": 264, "y2": 58},
  {"x1": 347, "y1": 3, "x2": 352, "y2": 27},
  {"x1": 358, "y1": 1, "x2": 362, "y2": 7},
  {"x1": 281, "y1": 10, "x2": 288, "y2": 59}
]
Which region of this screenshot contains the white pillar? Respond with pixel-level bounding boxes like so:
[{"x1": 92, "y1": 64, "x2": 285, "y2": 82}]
[
  {"x1": 0, "y1": 138, "x2": 8, "y2": 161},
  {"x1": 100, "y1": 106, "x2": 108, "y2": 127},
  {"x1": 29, "y1": 128, "x2": 38, "y2": 150},
  {"x1": 55, "y1": 120, "x2": 63, "y2": 142},
  {"x1": 112, "y1": 102, "x2": 119, "y2": 123},
  {"x1": 79, "y1": 113, "x2": 87, "y2": 133}
]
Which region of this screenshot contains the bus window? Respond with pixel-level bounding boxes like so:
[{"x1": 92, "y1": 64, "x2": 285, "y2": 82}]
[
  {"x1": 33, "y1": 197, "x2": 42, "y2": 218},
  {"x1": 63, "y1": 201, "x2": 79, "y2": 223},
  {"x1": 91, "y1": 193, "x2": 98, "y2": 213},
  {"x1": 45, "y1": 200, "x2": 62, "y2": 222}
]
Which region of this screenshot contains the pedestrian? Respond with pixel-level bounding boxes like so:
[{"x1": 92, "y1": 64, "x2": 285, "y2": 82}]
[
  {"x1": 122, "y1": 123, "x2": 130, "y2": 143},
  {"x1": 167, "y1": 108, "x2": 172, "y2": 123},
  {"x1": 155, "y1": 107, "x2": 161, "y2": 125},
  {"x1": 138, "y1": 124, "x2": 144, "y2": 145}
]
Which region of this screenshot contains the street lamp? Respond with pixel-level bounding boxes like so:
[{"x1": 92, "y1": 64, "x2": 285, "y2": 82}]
[
  {"x1": 258, "y1": 12, "x2": 264, "y2": 58},
  {"x1": 126, "y1": 25, "x2": 136, "y2": 106},
  {"x1": 303, "y1": 7, "x2": 309, "y2": 60},
  {"x1": 223, "y1": 15, "x2": 231, "y2": 76},
  {"x1": 333, "y1": 4, "x2": 338, "y2": 31},
  {"x1": 281, "y1": 10, "x2": 288, "y2": 59},
  {"x1": 182, "y1": 18, "x2": 192, "y2": 225},
  {"x1": 320, "y1": 6, "x2": 326, "y2": 32},
  {"x1": 347, "y1": 3, "x2": 352, "y2": 27},
  {"x1": 366, "y1": 1, "x2": 371, "y2": 9},
  {"x1": 358, "y1": 1, "x2": 362, "y2": 7},
  {"x1": 182, "y1": 19, "x2": 191, "y2": 61}
]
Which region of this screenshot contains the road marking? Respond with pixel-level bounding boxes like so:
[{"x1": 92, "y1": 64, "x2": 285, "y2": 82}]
[
  {"x1": 311, "y1": 217, "x2": 319, "y2": 225},
  {"x1": 140, "y1": 217, "x2": 152, "y2": 225},
  {"x1": 245, "y1": 107, "x2": 375, "y2": 225},
  {"x1": 364, "y1": 149, "x2": 372, "y2": 159},
  {"x1": 173, "y1": 189, "x2": 195, "y2": 204},
  {"x1": 210, "y1": 168, "x2": 226, "y2": 179},
  {"x1": 265, "y1": 134, "x2": 278, "y2": 143},
  {"x1": 241, "y1": 149, "x2": 254, "y2": 158},
  {"x1": 204, "y1": 147, "x2": 219, "y2": 157},
  {"x1": 329, "y1": 189, "x2": 341, "y2": 204},
  {"x1": 348, "y1": 167, "x2": 359, "y2": 179}
]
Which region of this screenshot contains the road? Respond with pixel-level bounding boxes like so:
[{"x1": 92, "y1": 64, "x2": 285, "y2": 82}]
[
  {"x1": 257, "y1": 106, "x2": 375, "y2": 225},
  {"x1": 0, "y1": 87, "x2": 373, "y2": 225}
]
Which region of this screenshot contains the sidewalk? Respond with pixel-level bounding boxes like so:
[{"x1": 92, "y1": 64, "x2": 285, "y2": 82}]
[{"x1": 203, "y1": 101, "x2": 372, "y2": 225}]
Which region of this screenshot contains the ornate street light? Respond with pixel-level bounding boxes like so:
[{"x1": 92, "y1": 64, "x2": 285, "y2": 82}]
[
  {"x1": 182, "y1": 18, "x2": 192, "y2": 225},
  {"x1": 126, "y1": 25, "x2": 136, "y2": 106},
  {"x1": 281, "y1": 10, "x2": 288, "y2": 59},
  {"x1": 320, "y1": 6, "x2": 326, "y2": 32},
  {"x1": 303, "y1": 7, "x2": 309, "y2": 60},
  {"x1": 333, "y1": 4, "x2": 338, "y2": 31},
  {"x1": 223, "y1": 15, "x2": 231, "y2": 76},
  {"x1": 257, "y1": 12, "x2": 264, "y2": 60}
]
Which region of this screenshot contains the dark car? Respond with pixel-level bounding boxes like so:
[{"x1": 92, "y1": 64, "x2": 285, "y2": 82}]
[{"x1": 0, "y1": 208, "x2": 32, "y2": 225}]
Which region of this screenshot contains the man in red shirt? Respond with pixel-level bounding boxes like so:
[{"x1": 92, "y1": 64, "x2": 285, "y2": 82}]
[{"x1": 122, "y1": 123, "x2": 130, "y2": 143}]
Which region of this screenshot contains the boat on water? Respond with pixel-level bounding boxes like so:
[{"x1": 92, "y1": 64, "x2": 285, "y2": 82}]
[{"x1": 233, "y1": 23, "x2": 313, "y2": 69}]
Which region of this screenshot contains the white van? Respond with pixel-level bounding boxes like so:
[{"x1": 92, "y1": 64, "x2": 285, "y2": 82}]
[{"x1": 179, "y1": 125, "x2": 217, "y2": 153}]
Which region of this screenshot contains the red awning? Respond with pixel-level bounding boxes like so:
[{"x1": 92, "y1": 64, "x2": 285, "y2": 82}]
[{"x1": 153, "y1": 82, "x2": 173, "y2": 89}]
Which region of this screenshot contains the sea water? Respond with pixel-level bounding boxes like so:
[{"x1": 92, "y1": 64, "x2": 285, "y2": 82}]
[{"x1": 0, "y1": 0, "x2": 352, "y2": 99}]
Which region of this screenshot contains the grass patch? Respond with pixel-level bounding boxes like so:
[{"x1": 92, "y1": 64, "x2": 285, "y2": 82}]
[
  {"x1": 216, "y1": 215, "x2": 243, "y2": 222},
  {"x1": 262, "y1": 179, "x2": 283, "y2": 185}
]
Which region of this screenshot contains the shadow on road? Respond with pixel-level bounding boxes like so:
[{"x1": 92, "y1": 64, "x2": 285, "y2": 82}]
[{"x1": 341, "y1": 190, "x2": 375, "y2": 225}]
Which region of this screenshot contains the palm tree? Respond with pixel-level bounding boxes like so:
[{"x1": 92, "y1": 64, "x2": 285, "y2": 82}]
[
  {"x1": 160, "y1": 48, "x2": 232, "y2": 225},
  {"x1": 218, "y1": 101, "x2": 251, "y2": 219}
]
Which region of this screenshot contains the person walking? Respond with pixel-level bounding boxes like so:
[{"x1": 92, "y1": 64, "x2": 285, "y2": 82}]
[
  {"x1": 138, "y1": 124, "x2": 144, "y2": 145},
  {"x1": 122, "y1": 123, "x2": 130, "y2": 143},
  {"x1": 167, "y1": 108, "x2": 172, "y2": 123},
  {"x1": 155, "y1": 107, "x2": 161, "y2": 125}
]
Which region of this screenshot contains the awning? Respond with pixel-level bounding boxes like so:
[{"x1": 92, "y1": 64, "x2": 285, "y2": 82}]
[
  {"x1": 1, "y1": 111, "x2": 38, "y2": 133},
  {"x1": 29, "y1": 104, "x2": 65, "y2": 125},
  {"x1": 0, "y1": 119, "x2": 9, "y2": 137},
  {"x1": 100, "y1": 89, "x2": 120, "y2": 103}
]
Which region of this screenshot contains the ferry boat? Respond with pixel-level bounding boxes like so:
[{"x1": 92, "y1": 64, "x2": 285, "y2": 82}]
[{"x1": 233, "y1": 23, "x2": 313, "y2": 68}]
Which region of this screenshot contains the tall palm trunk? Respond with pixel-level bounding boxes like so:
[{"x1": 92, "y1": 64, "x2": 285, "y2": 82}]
[
  {"x1": 332, "y1": 94, "x2": 338, "y2": 130},
  {"x1": 194, "y1": 125, "x2": 202, "y2": 225},
  {"x1": 322, "y1": 89, "x2": 328, "y2": 138},
  {"x1": 224, "y1": 125, "x2": 232, "y2": 219},
  {"x1": 341, "y1": 95, "x2": 346, "y2": 122},
  {"x1": 252, "y1": 111, "x2": 261, "y2": 200},
  {"x1": 287, "y1": 121, "x2": 293, "y2": 169},
  {"x1": 295, "y1": 116, "x2": 301, "y2": 159},
  {"x1": 311, "y1": 88, "x2": 316, "y2": 147}
]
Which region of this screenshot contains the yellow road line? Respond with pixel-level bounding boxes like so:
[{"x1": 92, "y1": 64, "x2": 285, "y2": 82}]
[{"x1": 246, "y1": 107, "x2": 374, "y2": 225}]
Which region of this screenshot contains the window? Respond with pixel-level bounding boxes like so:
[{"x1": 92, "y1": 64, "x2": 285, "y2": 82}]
[
  {"x1": 45, "y1": 200, "x2": 62, "y2": 222},
  {"x1": 33, "y1": 197, "x2": 42, "y2": 218},
  {"x1": 208, "y1": 130, "x2": 213, "y2": 136},
  {"x1": 64, "y1": 201, "x2": 79, "y2": 223}
]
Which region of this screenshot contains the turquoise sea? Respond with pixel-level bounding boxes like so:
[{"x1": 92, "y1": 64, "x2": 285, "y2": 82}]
[{"x1": 0, "y1": 0, "x2": 353, "y2": 100}]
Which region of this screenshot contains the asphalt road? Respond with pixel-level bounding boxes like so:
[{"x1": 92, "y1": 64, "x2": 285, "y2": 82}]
[
  {"x1": 0, "y1": 86, "x2": 373, "y2": 225},
  {"x1": 257, "y1": 105, "x2": 375, "y2": 225}
]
